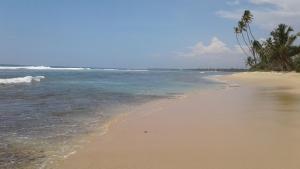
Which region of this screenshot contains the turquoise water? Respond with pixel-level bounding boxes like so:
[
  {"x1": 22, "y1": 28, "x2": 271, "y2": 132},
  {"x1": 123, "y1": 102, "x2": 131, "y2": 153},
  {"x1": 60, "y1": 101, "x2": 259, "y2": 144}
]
[{"x1": 0, "y1": 67, "x2": 229, "y2": 169}]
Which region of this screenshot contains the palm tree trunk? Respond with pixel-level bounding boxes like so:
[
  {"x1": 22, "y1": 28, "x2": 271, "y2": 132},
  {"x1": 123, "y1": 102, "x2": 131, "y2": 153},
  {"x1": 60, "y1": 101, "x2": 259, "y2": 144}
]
[
  {"x1": 241, "y1": 32, "x2": 249, "y2": 47},
  {"x1": 236, "y1": 34, "x2": 249, "y2": 56},
  {"x1": 247, "y1": 24, "x2": 256, "y2": 41},
  {"x1": 241, "y1": 32, "x2": 254, "y2": 60},
  {"x1": 245, "y1": 30, "x2": 257, "y2": 64}
]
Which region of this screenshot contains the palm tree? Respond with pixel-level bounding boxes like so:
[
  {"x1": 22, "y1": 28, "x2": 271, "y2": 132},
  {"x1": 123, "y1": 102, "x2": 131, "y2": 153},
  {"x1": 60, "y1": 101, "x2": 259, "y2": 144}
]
[
  {"x1": 238, "y1": 21, "x2": 249, "y2": 46},
  {"x1": 269, "y1": 24, "x2": 299, "y2": 71},
  {"x1": 252, "y1": 40, "x2": 262, "y2": 61},
  {"x1": 242, "y1": 10, "x2": 258, "y2": 63},
  {"x1": 234, "y1": 26, "x2": 249, "y2": 56},
  {"x1": 242, "y1": 10, "x2": 255, "y2": 40},
  {"x1": 235, "y1": 10, "x2": 257, "y2": 64}
]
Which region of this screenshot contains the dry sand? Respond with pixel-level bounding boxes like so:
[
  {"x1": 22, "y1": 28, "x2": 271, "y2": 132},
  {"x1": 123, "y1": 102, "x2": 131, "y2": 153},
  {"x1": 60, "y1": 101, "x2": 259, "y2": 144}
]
[{"x1": 53, "y1": 72, "x2": 300, "y2": 169}]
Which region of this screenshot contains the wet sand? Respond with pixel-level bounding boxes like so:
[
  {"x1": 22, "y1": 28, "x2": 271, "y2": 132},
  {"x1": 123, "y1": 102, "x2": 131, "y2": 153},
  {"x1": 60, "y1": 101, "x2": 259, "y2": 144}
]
[{"x1": 54, "y1": 72, "x2": 300, "y2": 169}]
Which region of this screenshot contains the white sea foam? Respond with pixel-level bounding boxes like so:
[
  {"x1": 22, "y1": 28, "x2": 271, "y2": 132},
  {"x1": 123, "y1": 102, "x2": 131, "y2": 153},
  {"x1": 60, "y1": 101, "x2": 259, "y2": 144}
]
[
  {"x1": 100, "y1": 68, "x2": 149, "y2": 72},
  {"x1": 63, "y1": 151, "x2": 77, "y2": 159},
  {"x1": 0, "y1": 76, "x2": 45, "y2": 84},
  {"x1": 101, "y1": 68, "x2": 118, "y2": 71},
  {"x1": 204, "y1": 75, "x2": 240, "y2": 88},
  {"x1": 0, "y1": 66, "x2": 90, "y2": 70}
]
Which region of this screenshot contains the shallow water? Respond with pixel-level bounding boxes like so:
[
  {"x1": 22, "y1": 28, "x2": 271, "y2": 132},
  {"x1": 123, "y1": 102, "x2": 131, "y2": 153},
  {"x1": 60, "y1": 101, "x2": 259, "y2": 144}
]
[{"x1": 0, "y1": 67, "x2": 229, "y2": 169}]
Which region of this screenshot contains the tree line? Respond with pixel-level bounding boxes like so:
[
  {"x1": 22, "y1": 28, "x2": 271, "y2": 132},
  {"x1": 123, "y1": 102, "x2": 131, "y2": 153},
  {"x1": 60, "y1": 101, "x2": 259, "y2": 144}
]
[{"x1": 234, "y1": 10, "x2": 300, "y2": 72}]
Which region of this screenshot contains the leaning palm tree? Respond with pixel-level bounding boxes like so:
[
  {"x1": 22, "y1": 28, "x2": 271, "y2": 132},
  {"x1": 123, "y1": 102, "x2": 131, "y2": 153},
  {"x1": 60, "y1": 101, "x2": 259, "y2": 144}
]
[
  {"x1": 235, "y1": 10, "x2": 258, "y2": 65},
  {"x1": 238, "y1": 20, "x2": 249, "y2": 47},
  {"x1": 242, "y1": 10, "x2": 255, "y2": 40},
  {"x1": 234, "y1": 26, "x2": 249, "y2": 56},
  {"x1": 242, "y1": 10, "x2": 258, "y2": 63}
]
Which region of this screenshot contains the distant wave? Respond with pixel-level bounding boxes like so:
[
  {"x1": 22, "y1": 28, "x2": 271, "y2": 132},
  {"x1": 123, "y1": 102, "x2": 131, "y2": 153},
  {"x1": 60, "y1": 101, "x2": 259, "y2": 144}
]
[
  {"x1": 0, "y1": 66, "x2": 90, "y2": 70},
  {"x1": 100, "y1": 68, "x2": 149, "y2": 72},
  {"x1": 0, "y1": 66, "x2": 149, "y2": 71},
  {"x1": 0, "y1": 76, "x2": 45, "y2": 84}
]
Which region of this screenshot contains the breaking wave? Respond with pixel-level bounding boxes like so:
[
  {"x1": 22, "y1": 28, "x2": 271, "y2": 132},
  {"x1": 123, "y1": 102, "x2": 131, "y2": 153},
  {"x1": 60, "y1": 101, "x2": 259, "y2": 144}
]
[
  {"x1": 100, "y1": 68, "x2": 149, "y2": 72},
  {"x1": 0, "y1": 76, "x2": 45, "y2": 84}
]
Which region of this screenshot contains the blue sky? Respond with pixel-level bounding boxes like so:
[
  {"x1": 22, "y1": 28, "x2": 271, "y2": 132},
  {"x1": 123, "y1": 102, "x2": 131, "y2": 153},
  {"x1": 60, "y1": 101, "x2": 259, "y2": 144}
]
[{"x1": 0, "y1": 0, "x2": 299, "y2": 68}]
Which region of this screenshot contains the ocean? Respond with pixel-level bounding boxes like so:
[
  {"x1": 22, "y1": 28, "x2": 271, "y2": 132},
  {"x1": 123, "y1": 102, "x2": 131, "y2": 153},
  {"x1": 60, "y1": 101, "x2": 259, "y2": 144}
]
[{"x1": 0, "y1": 66, "x2": 230, "y2": 169}]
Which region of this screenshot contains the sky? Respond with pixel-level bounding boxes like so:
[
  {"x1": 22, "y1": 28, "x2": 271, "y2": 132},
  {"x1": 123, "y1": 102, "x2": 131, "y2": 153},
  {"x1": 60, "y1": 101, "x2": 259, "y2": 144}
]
[{"x1": 0, "y1": 0, "x2": 299, "y2": 68}]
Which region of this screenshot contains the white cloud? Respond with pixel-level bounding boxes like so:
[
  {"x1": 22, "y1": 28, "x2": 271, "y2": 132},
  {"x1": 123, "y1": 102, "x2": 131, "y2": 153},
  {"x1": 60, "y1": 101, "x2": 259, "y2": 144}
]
[
  {"x1": 217, "y1": 0, "x2": 300, "y2": 30},
  {"x1": 182, "y1": 37, "x2": 236, "y2": 57},
  {"x1": 250, "y1": 0, "x2": 300, "y2": 10},
  {"x1": 177, "y1": 37, "x2": 246, "y2": 68}
]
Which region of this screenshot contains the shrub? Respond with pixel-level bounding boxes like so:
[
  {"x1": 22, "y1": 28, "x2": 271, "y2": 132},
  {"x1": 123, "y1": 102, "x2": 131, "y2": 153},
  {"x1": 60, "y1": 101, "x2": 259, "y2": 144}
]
[{"x1": 293, "y1": 55, "x2": 300, "y2": 72}]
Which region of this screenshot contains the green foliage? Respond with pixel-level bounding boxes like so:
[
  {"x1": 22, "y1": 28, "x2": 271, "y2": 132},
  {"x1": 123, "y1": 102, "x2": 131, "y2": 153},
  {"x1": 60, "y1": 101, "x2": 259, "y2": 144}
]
[
  {"x1": 294, "y1": 55, "x2": 300, "y2": 72},
  {"x1": 234, "y1": 10, "x2": 300, "y2": 72}
]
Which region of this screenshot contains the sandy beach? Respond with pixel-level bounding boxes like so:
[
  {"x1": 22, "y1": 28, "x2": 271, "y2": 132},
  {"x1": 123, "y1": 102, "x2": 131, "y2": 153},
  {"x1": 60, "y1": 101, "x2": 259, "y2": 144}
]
[{"x1": 53, "y1": 72, "x2": 300, "y2": 169}]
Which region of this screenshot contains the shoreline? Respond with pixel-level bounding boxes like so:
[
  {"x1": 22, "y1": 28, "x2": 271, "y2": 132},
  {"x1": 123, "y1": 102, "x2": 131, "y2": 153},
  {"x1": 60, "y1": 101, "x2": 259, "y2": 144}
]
[
  {"x1": 47, "y1": 87, "x2": 214, "y2": 169},
  {"x1": 54, "y1": 72, "x2": 300, "y2": 169},
  {"x1": 45, "y1": 76, "x2": 228, "y2": 169}
]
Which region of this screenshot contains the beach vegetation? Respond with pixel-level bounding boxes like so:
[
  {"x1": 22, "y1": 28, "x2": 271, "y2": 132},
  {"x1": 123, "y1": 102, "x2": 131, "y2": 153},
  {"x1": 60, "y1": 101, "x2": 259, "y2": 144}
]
[
  {"x1": 234, "y1": 10, "x2": 300, "y2": 72},
  {"x1": 294, "y1": 55, "x2": 300, "y2": 72}
]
